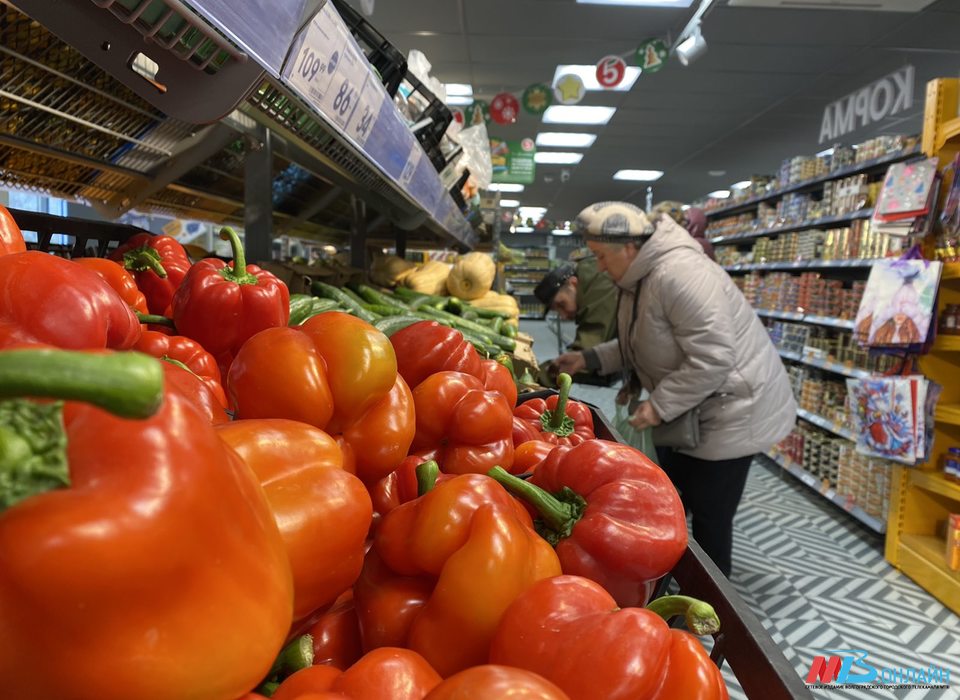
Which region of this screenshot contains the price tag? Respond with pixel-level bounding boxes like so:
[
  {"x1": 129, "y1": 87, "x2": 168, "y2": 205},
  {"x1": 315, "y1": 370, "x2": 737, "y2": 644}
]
[
  {"x1": 801, "y1": 472, "x2": 817, "y2": 488},
  {"x1": 349, "y1": 83, "x2": 383, "y2": 148},
  {"x1": 400, "y1": 146, "x2": 422, "y2": 188}
]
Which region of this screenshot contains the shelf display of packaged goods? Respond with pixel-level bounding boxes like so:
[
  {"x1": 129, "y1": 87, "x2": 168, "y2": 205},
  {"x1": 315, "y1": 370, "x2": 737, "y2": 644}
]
[
  {"x1": 723, "y1": 258, "x2": 880, "y2": 272},
  {"x1": 796, "y1": 408, "x2": 856, "y2": 442},
  {"x1": 764, "y1": 452, "x2": 886, "y2": 534},
  {"x1": 777, "y1": 348, "x2": 872, "y2": 380},
  {"x1": 6, "y1": 0, "x2": 475, "y2": 255},
  {"x1": 709, "y1": 209, "x2": 874, "y2": 246},
  {"x1": 705, "y1": 147, "x2": 920, "y2": 219}
]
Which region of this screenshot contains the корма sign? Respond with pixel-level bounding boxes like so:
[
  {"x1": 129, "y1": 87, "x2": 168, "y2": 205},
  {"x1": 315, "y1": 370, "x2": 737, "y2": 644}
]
[{"x1": 819, "y1": 66, "x2": 915, "y2": 144}]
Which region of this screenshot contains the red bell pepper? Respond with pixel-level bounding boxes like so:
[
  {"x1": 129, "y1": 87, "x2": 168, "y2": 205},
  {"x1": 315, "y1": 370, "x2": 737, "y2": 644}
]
[
  {"x1": 512, "y1": 439, "x2": 556, "y2": 475},
  {"x1": 369, "y1": 457, "x2": 458, "y2": 517},
  {"x1": 360, "y1": 464, "x2": 562, "y2": 677},
  {"x1": 134, "y1": 329, "x2": 227, "y2": 412},
  {"x1": 489, "y1": 439, "x2": 687, "y2": 608},
  {"x1": 0, "y1": 252, "x2": 141, "y2": 351},
  {"x1": 308, "y1": 591, "x2": 364, "y2": 670},
  {"x1": 491, "y1": 576, "x2": 728, "y2": 700},
  {"x1": 227, "y1": 314, "x2": 415, "y2": 483},
  {"x1": 172, "y1": 227, "x2": 289, "y2": 369},
  {"x1": 0, "y1": 348, "x2": 294, "y2": 700},
  {"x1": 162, "y1": 358, "x2": 229, "y2": 425},
  {"x1": 390, "y1": 321, "x2": 482, "y2": 389},
  {"x1": 0, "y1": 205, "x2": 26, "y2": 256},
  {"x1": 272, "y1": 648, "x2": 442, "y2": 700},
  {"x1": 513, "y1": 373, "x2": 594, "y2": 447},
  {"x1": 74, "y1": 257, "x2": 149, "y2": 314},
  {"x1": 479, "y1": 357, "x2": 517, "y2": 407},
  {"x1": 354, "y1": 549, "x2": 434, "y2": 652},
  {"x1": 411, "y1": 371, "x2": 515, "y2": 475},
  {"x1": 110, "y1": 232, "x2": 191, "y2": 315},
  {"x1": 424, "y1": 666, "x2": 570, "y2": 700},
  {"x1": 216, "y1": 419, "x2": 373, "y2": 622}
]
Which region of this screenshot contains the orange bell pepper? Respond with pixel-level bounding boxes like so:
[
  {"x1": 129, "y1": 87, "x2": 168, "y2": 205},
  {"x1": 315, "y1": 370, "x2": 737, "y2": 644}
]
[
  {"x1": 74, "y1": 257, "x2": 149, "y2": 314},
  {"x1": 0, "y1": 204, "x2": 25, "y2": 256},
  {"x1": 227, "y1": 313, "x2": 415, "y2": 483},
  {"x1": 424, "y1": 666, "x2": 570, "y2": 700},
  {"x1": 0, "y1": 348, "x2": 293, "y2": 700},
  {"x1": 308, "y1": 590, "x2": 364, "y2": 670},
  {"x1": 272, "y1": 648, "x2": 441, "y2": 700},
  {"x1": 490, "y1": 576, "x2": 728, "y2": 700},
  {"x1": 360, "y1": 465, "x2": 562, "y2": 677},
  {"x1": 216, "y1": 419, "x2": 373, "y2": 622}
]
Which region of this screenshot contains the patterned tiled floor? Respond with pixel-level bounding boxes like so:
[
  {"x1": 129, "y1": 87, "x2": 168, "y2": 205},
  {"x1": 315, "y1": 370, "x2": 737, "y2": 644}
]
[{"x1": 524, "y1": 320, "x2": 960, "y2": 699}]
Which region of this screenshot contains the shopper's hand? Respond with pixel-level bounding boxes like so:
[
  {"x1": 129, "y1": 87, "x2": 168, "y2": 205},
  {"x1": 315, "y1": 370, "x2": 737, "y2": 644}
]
[
  {"x1": 554, "y1": 351, "x2": 586, "y2": 376},
  {"x1": 629, "y1": 401, "x2": 662, "y2": 430}
]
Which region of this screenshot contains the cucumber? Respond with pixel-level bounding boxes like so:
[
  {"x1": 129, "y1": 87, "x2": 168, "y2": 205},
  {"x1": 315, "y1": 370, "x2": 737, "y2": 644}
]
[
  {"x1": 363, "y1": 304, "x2": 408, "y2": 317},
  {"x1": 311, "y1": 281, "x2": 377, "y2": 324},
  {"x1": 489, "y1": 316, "x2": 504, "y2": 336},
  {"x1": 373, "y1": 315, "x2": 428, "y2": 337},
  {"x1": 415, "y1": 306, "x2": 516, "y2": 352},
  {"x1": 461, "y1": 305, "x2": 512, "y2": 320},
  {"x1": 461, "y1": 310, "x2": 480, "y2": 321},
  {"x1": 502, "y1": 323, "x2": 518, "y2": 339},
  {"x1": 354, "y1": 284, "x2": 410, "y2": 310},
  {"x1": 288, "y1": 295, "x2": 339, "y2": 326}
]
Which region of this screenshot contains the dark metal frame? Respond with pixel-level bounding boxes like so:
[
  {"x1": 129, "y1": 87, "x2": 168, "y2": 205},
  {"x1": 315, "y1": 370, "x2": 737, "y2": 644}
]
[{"x1": 8, "y1": 207, "x2": 146, "y2": 257}]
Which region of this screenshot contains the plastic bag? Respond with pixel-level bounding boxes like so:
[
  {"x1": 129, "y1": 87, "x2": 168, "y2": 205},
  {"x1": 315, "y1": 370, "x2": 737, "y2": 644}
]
[
  {"x1": 613, "y1": 402, "x2": 659, "y2": 465},
  {"x1": 455, "y1": 123, "x2": 493, "y2": 189}
]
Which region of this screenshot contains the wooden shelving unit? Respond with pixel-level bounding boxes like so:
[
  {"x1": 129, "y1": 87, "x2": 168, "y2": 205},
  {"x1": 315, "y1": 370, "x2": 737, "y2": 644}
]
[{"x1": 885, "y1": 77, "x2": 960, "y2": 617}]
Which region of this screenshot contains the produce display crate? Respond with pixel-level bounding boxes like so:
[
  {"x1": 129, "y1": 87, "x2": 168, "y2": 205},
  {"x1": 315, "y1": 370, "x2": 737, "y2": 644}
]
[
  {"x1": 330, "y1": 0, "x2": 407, "y2": 98},
  {"x1": 399, "y1": 71, "x2": 453, "y2": 174},
  {"x1": 517, "y1": 389, "x2": 814, "y2": 700},
  {"x1": 9, "y1": 207, "x2": 145, "y2": 257}
]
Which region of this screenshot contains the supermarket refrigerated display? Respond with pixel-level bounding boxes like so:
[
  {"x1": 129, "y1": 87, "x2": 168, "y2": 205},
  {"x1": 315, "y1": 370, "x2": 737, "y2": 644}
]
[{"x1": 5, "y1": 0, "x2": 475, "y2": 262}]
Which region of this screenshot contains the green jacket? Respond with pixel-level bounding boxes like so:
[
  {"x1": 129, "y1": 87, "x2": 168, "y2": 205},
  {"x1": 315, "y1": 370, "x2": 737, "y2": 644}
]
[{"x1": 569, "y1": 253, "x2": 618, "y2": 351}]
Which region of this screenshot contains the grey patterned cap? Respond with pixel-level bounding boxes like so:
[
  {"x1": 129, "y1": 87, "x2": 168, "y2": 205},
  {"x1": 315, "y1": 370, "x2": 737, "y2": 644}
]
[{"x1": 573, "y1": 201, "x2": 655, "y2": 242}]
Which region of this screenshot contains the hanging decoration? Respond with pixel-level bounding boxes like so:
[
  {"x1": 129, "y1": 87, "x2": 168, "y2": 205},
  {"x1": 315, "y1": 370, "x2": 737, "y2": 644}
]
[
  {"x1": 450, "y1": 107, "x2": 465, "y2": 126},
  {"x1": 490, "y1": 92, "x2": 520, "y2": 125},
  {"x1": 636, "y1": 38, "x2": 668, "y2": 74},
  {"x1": 553, "y1": 74, "x2": 585, "y2": 105},
  {"x1": 595, "y1": 55, "x2": 627, "y2": 89},
  {"x1": 522, "y1": 83, "x2": 553, "y2": 115},
  {"x1": 465, "y1": 100, "x2": 491, "y2": 126}
]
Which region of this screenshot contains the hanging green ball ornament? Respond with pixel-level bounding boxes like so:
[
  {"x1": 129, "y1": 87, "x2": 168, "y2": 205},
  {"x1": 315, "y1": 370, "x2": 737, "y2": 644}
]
[
  {"x1": 522, "y1": 84, "x2": 553, "y2": 115},
  {"x1": 636, "y1": 38, "x2": 668, "y2": 73},
  {"x1": 465, "y1": 100, "x2": 491, "y2": 126}
]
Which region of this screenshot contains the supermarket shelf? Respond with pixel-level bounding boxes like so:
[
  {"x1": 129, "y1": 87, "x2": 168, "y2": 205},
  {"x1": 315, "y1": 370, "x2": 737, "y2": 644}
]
[
  {"x1": 910, "y1": 469, "x2": 960, "y2": 503},
  {"x1": 942, "y1": 262, "x2": 960, "y2": 280},
  {"x1": 897, "y1": 535, "x2": 960, "y2": 614},
  {"x1": 933, "y1": 335, "x2": 960, "y2": 352},
  {"x1": 936, "y1": 116, "x2": 960, "y2": 151},
  {"x1": 935, "y1": 404, "x2": 960, "y2": 427},
  {"x1": 796, "y1": 407, "x2": 857, "y2": 442},
  {"x1": 705, "y1": 147, "x2": 920, "y2": 219},
  {"x1": 764, "y1": 452, "x2": 886, "y2": 533},
  {"x1": 723, "y1": 258, "x2": 880, "y2": 273},
  {"x1": 777, "y1": 348, "x2": 873, "y2": 379},
  {"x1": 755, "y1": 307, "x2": 864, "y2": 331},
  {"x1": 708, "y1": 209, "x2": 874, "y2": 246}
]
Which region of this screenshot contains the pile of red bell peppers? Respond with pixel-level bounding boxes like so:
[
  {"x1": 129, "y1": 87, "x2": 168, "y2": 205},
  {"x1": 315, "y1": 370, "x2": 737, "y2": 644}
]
[{"x1": 0, "y1": 209, "x2": 729, "y2": 700}]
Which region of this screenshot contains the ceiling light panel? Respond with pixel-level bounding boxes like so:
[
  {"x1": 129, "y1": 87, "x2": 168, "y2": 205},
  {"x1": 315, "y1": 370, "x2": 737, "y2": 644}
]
[
  {"x1": 445, "y1": 83, "x2": 474, "y2": 97},
  {"x1": 446, "y1": 95, "x2": 474, "y2": 106},
  {"x1": 535, "y1": 152, "x2": 584, "y2": 165},
  {"x1": 708, "y1": 190, "x2": 731, "y2": 199},
  {"x1": 613, "y1": 169, "x2": 664, "y2": 182},
  {"x1": 730, "y1": 180, "x2": 751, "y2": 189},
  {"x1": 577, "y1": 0, "x2": 693, "y2": 5},
  {"x1": 553, "y1": 64, "x2": 641, "y2": 92},
  {"x1": 487, "y1": 183, "x2": 525, "y2": 193},
  {"x1": 542, "y1": 105, "x2": 617, "y2": 125},
  {"x1": 536, "y1": 132, "x2": 597, "y2": 148},
  {"x1": 499, "y1": 199, "x2": 520, "y2": 207}
]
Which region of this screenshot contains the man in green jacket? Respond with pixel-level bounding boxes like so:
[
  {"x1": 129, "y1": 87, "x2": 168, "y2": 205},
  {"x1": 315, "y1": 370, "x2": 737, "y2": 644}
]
[{"x1": 535, "y1": 250, "x2": 618, "y2": 386}]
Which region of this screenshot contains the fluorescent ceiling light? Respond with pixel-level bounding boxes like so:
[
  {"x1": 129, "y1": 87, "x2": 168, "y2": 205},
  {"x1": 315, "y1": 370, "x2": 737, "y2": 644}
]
[
  {"x1": 487, "y1": 183, "x2": 525, "y2": 193},
  {"x1": 816, "y1": 147, "x2": 835, "y2": 157},
  {"x1": 446, "y1": 95, "x2": 473, "y2": 106},
  {"x1": 681, "y1": 204, "x2": 691, "y2": 211},
  {"x1": 499, "y1": 199, "x2": 520, "y2": 207},
  {"x1": 577, "y1": 0, "x2": 693, "y2": 5},
  {"x1": 731, "y1": 180, "x2": 751, "y2": 190},
  {"x1": 445, "y1": 83, "x2": 473, "y2": 97},
  {"x1": 552, "y1": 229, "x2": 574, "y2": 236},
  {"x1": 553, "y1": 64, "x2": 641, "y2": 93},
  {"x1": 535, "y1": 152, "x2": 584, "y2": 165},
  {"x1": 542, "y1": 105, "x2": 616, "y2": 125},
  {"x1": 536, "y1": 132, "x2": 597, "y2": 148},
  {"x1": 519, "y1": 207, "x2": 547, "y2": 223},
  {"x1": 708, "y1": 190, "x2": 730, "y2": 199},
  {"x1": 613, "y1": 169, "x2": 664, "y2": 182},
  {"x1": 514, "y1": 226, "x2": 534, "y2": 233}
]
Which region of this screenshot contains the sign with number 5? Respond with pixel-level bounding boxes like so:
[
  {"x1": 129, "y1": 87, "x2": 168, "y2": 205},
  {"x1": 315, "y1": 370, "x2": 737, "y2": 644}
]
[{"x1": 596, "y1": 55, "x2": 627, "y2": 89}]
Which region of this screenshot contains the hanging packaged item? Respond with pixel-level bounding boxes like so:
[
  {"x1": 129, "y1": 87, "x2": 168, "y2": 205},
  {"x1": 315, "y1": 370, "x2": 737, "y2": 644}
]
[
  {"x1": 845, "y1": 375, "x2": 940, "y2": 466},
  {"x1": 853, "y1": 256, "x2": 942, "y2": 351},
  {"x1": 871, "y1": 157, "x2": 940, "y2": 238}
]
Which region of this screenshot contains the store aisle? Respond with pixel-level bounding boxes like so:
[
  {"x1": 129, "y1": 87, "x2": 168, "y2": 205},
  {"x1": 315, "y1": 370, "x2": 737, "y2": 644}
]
[{"x1": 522, "y1": 319, "x2": 960, "y2": 699}]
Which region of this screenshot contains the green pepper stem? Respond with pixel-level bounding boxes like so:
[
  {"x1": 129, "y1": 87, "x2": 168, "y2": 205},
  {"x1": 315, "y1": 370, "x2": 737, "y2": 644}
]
[
  {"x1": 136, "y1": 312, "x2": 176, "y2": 330},
  {"x1": 646, "y1": 595, "x2": 721, "y2": 636},
  {"x1": 0, "y1": 349, "x2": 164, "y2": 419},
  {"x1": 218, "y1": 226, "x2": 258, "y2": 285},
  {"x1": 416, "y1": 460, "x2": 440, "y2": 496},
  {"x1": 487, "y1": 466, "x2": 585, "y2": 545},
  {"x1": 122, "y1": 246, "x2": 167, "y2": 278},
  {"x1": 548, "y1": 373, "x2": 573, "y2": 430},
  {"x1": 266, "y1": 634, "x2": 314, "y2": 680}
]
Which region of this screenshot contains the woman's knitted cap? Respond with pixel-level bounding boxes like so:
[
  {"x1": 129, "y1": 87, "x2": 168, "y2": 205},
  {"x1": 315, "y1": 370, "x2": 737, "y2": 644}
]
[{"x1": 573, "y1": 201, "x2": 655, "y2": 243}]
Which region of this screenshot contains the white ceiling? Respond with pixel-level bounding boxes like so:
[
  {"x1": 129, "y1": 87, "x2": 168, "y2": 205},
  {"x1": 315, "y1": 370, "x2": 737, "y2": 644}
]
[{"x1": 346, "y1": 0, "x2": 960, "y2": 221}]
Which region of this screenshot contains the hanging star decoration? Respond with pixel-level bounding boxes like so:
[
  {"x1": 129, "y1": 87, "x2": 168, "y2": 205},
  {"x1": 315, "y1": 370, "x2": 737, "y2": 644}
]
[
  {"x1": 522, "y1": 83, "x2": 552, "y2": 115},
  {"x1": 554, "y1": 74, "x2": 585, "y2": 105}
]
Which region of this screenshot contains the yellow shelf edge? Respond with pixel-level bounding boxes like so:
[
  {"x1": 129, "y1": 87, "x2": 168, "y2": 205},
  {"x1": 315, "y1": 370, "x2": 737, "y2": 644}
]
[
  {"x1": 910, "y1": 469, "x2": 960, "y2": 502},
  {"x1": 935, "y1": 404, "x2": 960, "y2": 427},
  {"x1": 942, "y1": 262, "x2": 960, "y2": 281},
  {"x1": 937, "y1": 116, "x2": 960, "y2": 151},
  {"x1": 932, "y1": 335, "x2": 960, "y2": 352}
]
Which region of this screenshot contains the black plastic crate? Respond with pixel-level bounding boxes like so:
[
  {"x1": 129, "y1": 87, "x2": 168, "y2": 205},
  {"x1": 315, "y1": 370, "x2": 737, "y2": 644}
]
[
  {"x1": 401, "y1": 71, "x2": 453, "y2": 173},
  {"x1": 9, "y1": 208, "x2": 146, "y2": 258},
  {"x1": 517, "y1": 389, "x2": 814, "y2": 700},
  {"x1": 330, "y1": 0, "x2": 407, "y2": 98}
]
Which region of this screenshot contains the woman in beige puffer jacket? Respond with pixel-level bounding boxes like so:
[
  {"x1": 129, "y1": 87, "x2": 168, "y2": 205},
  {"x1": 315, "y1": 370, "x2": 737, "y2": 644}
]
[{"x1": 556, "y1": 201, "x2": 796, "y2": 577}]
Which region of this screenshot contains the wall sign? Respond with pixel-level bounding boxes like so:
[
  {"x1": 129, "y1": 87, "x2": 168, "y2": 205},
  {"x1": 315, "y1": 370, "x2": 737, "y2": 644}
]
[
  {"x1": 819, "y1": 66, "x2": 915, "y2": 144},
  {"x1": 491, "y1": 138, "x2": 536, "y2": 185}
]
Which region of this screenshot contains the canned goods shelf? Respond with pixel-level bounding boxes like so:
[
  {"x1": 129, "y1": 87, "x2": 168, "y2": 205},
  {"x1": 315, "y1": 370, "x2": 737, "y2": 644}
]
[
  {"x1": 796, "y1": 407, "x2": 857, "y2": 442},
  {"x1": 709, "y1": 209, "x2": 874, "y2": 246},
  {"x1": 723, "y1": 258, "x2": 880, "y2": 273},
  {"x1": 777, "y1": 348, "x2": 872, "y2": 380}
]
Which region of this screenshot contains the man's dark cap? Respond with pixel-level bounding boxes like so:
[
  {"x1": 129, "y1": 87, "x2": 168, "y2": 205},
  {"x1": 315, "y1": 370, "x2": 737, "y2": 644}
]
[{"x1": 534, "y1": 263, "x2": 576, "y2": 314}]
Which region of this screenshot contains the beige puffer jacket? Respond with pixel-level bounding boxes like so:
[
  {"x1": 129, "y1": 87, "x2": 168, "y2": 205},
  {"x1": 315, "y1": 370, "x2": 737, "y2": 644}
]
[{"x1": 592, "y1": 216, "x2": 796, "y2": 460}]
